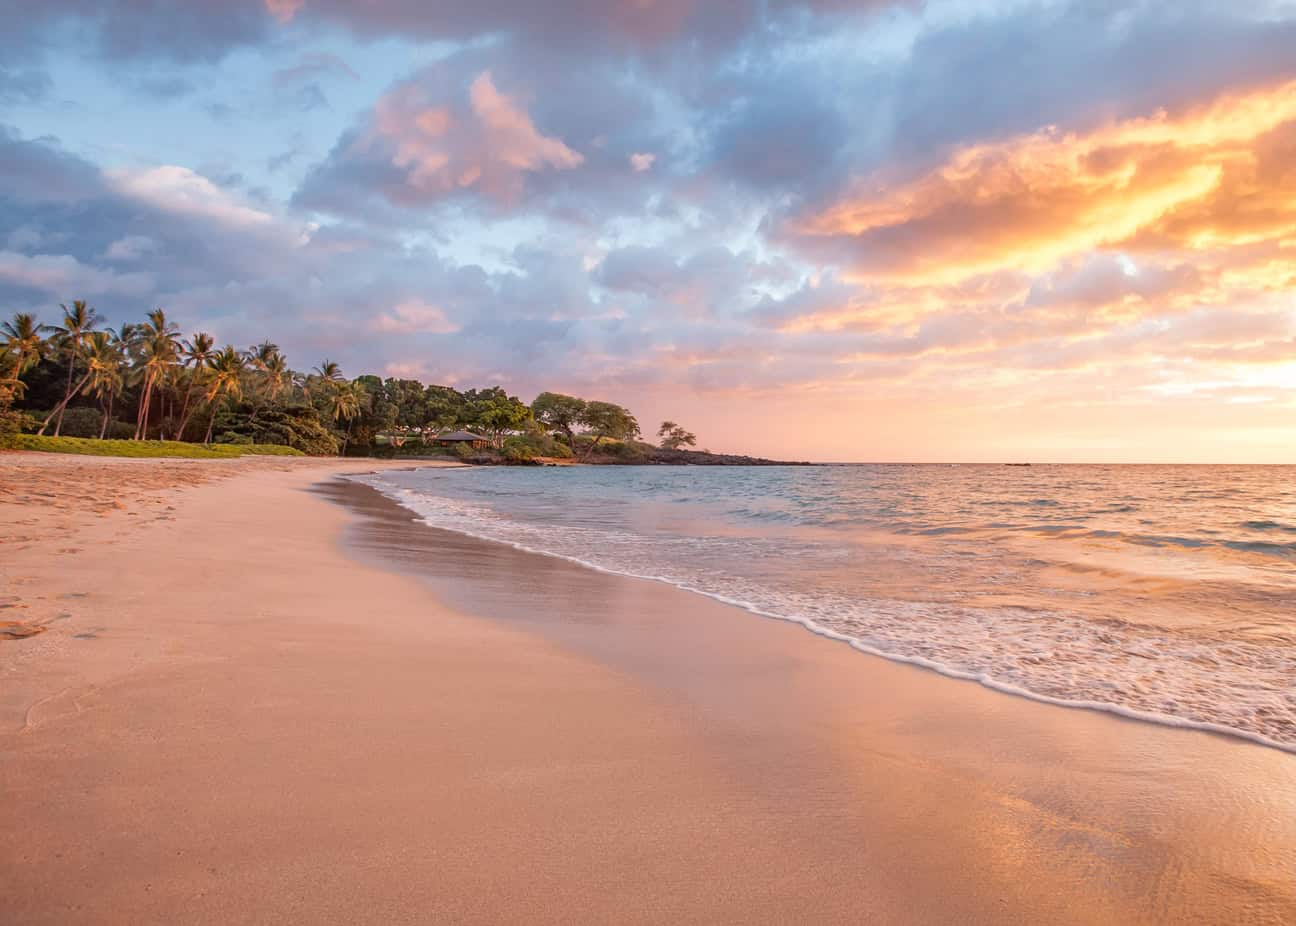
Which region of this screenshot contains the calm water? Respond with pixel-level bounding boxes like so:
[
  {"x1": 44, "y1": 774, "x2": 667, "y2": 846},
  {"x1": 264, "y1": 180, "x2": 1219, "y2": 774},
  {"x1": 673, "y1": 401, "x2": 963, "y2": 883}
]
[{"x1": 361, "y1": 464, "x2": 1296, "y2": 751}]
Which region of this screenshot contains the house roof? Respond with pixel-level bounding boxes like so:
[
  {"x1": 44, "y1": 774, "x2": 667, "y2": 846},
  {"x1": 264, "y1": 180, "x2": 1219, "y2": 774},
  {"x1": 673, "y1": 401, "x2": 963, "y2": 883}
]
[{"x1": 436, "y1": 430, "x2": 488, "y2": 441}]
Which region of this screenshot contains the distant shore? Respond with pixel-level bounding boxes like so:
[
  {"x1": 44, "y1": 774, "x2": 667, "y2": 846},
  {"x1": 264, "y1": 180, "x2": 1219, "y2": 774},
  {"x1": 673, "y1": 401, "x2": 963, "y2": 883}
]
[{"x1": 2, "y1": 453, "x2": 1293, "y2": 923}]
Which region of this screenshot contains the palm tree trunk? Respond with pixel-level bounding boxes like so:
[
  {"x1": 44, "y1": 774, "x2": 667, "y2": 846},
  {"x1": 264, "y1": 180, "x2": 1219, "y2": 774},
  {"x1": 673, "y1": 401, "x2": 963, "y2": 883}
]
[
  {"x1": 342, "y1": 417, "x2": 355, "y2": 456},
  {"x1": 39, "y1": 369, "x2": 93, "y2": 435},
  {"x1": 134, "y1": 374, "x2": 149, "y2": 439},
  {"x1": 99, "y1": 392, "x2": 112, "y2": 439},
  {"x1": 176, "y1": 394, "x2": 201, "y2": 443},
  {"x1": 136, "y1": 374, "x2": 156, "y2": 440},
  {"x1": 55, "y1": 357, "x2": 75, "y2": 436},
  {"x1": 175, "y1": 379, "x2": 198, "y2": 441},
  {"x1": 203, "y1": 407, "x2": 216, "y2": 445}
]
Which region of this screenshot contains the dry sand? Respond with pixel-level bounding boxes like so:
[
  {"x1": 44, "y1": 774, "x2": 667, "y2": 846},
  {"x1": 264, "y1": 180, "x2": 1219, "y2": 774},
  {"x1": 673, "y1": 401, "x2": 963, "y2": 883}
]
[{"x1": 2, "y1": 452, "x2": 1294, "y2": 924}]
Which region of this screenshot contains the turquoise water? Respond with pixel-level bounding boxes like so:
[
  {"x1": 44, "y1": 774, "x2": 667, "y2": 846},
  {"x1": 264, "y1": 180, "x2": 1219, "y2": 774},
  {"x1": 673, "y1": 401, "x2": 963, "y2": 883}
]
[{"x1": 362, "y1": 464, "x2": 1296, "y2": 751}]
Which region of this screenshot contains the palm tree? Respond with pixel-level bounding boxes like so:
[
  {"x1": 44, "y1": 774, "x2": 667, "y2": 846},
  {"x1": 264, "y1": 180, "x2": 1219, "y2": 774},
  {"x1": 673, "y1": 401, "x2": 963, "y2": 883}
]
[
  {"x1": 2, "y1": 313, "x2": 51, "y2": 403},
  {"x1": 243, "y1": 341, "x2": 289, "y2": 428},
  {"x1": 202, "y1": 345, "x2": 246, "y2": 444},
  {"x1": 132, "y1": 309, "x2": 180, "y2": 439},
  {"x1": 328, "y1": 379, "x2": 365, "y2": 455},
  {"x1": 260, "y1": 350, "x2": 290, "y2": 402},
  {"x1": 174, "y1": 332, "x2": 215, "y2": 441},
  {"x1": 308, "y1": 359, "x2": 343, "y2": 397},
  {"x1": 82, "y1": 331, "x2": 126, "y2": 439},
  {"x1": 47, "y1": 301, "x2": 100, "y2": 435}
]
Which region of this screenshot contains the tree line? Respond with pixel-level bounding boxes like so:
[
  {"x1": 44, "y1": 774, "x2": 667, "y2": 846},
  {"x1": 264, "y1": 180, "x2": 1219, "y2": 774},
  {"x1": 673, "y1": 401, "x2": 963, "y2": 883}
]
[{"x1": 2, "y1": 304, "x2": 695, "y2": 459}]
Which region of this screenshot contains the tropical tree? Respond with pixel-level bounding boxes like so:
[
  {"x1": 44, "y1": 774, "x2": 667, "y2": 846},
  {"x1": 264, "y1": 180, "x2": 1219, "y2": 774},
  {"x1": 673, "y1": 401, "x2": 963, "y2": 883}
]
[
  {"x1": 259, "y1": 349, "x2": 291, "y2": 403},
  {"x1": 202, "y1": 346, "x2": 247, "y2": 444},
  {"x1": 327, "y1": 380, "x2": 367, "y2": 455},
  {"x1": 462, "y1": 386, "x2": 532, "y2": 447},
  {"x1": 579, "y1": 401, "x2": 640, "y2": 458},
  {"x1": 307, "y1": 359, "x2": 343, "y2": 397},
  {"x1": 82, "y1": 331, "x2": 126, "y2": 438},
  {"x1": 1, "y1": 313, "x2": 50, "y2": 406},
  {"x1": 47, "y1": 301, "x2": 100, "y2": 435},
  {"x1": 173, "y1": 332, "x2": 216, "y2": 440},
  {"x1": 133, "y1": 309, "x2": 180, "y2": 439},
  {"x1": 531, "y1": 392, "x2": 587, "y2": 448},
  {"x1": 657, "y1": 420, "x2": 697, "y2": 450}
]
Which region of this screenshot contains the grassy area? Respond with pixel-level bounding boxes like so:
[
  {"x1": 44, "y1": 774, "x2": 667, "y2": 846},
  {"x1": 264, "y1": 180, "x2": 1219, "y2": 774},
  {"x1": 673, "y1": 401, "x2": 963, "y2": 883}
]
[{"x1": 5, "y1": 435, "x2": 304, "y2": 458}]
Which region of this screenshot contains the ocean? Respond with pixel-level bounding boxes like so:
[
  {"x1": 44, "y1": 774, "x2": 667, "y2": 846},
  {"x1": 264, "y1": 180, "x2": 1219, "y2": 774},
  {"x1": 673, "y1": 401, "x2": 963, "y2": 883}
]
[{"x1": 359, "y1": 464, "x2": 1296, "y2": 752}]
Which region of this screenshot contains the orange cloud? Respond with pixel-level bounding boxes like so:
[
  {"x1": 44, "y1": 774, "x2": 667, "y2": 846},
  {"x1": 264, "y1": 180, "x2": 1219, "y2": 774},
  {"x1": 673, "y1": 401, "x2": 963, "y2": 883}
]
[{"x1": 793, "y1": 79, "x2": 1296, "y2": 288}]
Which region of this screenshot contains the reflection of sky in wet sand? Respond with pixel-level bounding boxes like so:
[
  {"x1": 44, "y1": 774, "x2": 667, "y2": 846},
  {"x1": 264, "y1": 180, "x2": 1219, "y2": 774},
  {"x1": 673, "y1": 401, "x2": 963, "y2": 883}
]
[{"x1": 328, "y1": 477, "x2": 1296, "y2": 923}]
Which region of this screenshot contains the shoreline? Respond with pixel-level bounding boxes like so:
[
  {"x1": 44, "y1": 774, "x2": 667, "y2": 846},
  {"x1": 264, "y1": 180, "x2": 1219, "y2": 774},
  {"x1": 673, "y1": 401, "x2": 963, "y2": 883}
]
[
  {"x1": 2, "y1": 457, "x2": 1294, "y2": 923},
  {"x1": 354, "y1": 469, "x2": 1296, "y2": 756}
]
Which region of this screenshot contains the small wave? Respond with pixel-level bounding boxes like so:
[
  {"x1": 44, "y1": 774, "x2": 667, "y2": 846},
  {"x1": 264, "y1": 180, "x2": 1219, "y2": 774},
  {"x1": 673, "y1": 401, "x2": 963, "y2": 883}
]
[
  {"x1": 356, "y1": 474, "x2": 1296, "y2": 756},
  {"x1": 1242, "y1": 520, "x2": 1296, "y2": 533}
]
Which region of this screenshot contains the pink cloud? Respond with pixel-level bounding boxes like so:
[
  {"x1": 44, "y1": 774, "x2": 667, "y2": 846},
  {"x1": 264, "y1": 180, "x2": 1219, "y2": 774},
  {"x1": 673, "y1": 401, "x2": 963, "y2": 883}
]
[
  {"x1": 365, "y1": 70, "x2": 583, "y2": 204},
  {"x1": 265, "y1": 0, "x2": 304, "y2": 24},
  {"x1": 0, "y1": 250, "x2": 154, "y2": 296},
  {"x1": 375, "y1": 299, "x2": 460, "y2": 334}
]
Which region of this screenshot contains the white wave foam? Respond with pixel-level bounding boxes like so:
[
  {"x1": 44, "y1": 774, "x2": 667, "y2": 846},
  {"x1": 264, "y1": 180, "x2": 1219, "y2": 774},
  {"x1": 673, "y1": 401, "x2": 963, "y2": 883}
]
[{"x1": 354, "y1": 474, "x2": 1296, "y2": 755}]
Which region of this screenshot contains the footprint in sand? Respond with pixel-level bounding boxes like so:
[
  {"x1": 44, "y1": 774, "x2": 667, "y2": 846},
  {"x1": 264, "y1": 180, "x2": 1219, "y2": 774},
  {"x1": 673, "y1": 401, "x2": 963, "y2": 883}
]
[
  {"x1": 1, "y1": 621, "x2": 47, "y2": 640},
  {"x1": 21, "y1": 686, "x2": 98, "y2": 731}
]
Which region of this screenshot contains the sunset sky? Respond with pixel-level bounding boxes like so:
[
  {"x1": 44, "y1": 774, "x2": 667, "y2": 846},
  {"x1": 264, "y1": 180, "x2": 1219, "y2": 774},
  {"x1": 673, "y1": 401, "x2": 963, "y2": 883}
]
[{"x1": 2, "y1": 1, "x2": 1295, "y2": 461}]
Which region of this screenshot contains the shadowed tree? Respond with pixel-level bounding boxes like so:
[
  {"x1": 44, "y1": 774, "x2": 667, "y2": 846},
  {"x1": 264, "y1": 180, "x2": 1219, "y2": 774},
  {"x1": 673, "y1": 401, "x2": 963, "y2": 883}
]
[
  {"x1": 48, "y1": 301, "x2": 100, "y2": 435},
  {"x1": 2, "y1": 313, "x2": 51, "y2": 406}
]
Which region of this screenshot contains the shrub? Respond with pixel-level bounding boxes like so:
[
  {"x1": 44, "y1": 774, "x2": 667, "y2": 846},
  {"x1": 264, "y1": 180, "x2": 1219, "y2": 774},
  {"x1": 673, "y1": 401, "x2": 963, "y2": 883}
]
[
  {"x1": 214, "y1": 431, "x2": 254, "y2": 445},
  {"x1": 502, "y1": 432, "x2": 572, "y2": 461},
  {"x1": 105, "y1": 419, "x2": 136, "y2": 440},
  {"x1": 56, "y1": 407, "x2": 103, "y2": 438},
  {"x1": 0, "y1": 409, "x2": 36, "y2": 448},
  {"x1": 212, "y1": 404, "x2": 340, "y2": 456}
]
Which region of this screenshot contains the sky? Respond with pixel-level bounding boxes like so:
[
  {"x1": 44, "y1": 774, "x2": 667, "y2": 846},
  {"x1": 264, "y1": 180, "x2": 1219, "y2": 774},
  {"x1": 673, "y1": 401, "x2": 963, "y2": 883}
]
[{"x1": 1, "y1": 0, "x2": 1295, "y2": 462}]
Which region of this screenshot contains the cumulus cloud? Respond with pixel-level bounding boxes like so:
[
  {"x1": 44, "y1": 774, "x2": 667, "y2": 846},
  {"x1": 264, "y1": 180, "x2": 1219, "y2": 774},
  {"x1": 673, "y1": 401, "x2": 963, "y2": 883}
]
[
  {"x1": 108, "y1": 165, "x2": 276, "y2": 229},
  {"x1": 299, "y1": 70, "x2": 583, "y2": 211},
  {"x1": 101, "y1": 235, "x2": 159, "y2": 262},
  {"x1": 0, "y1": 250, "x2": 153, "y2": 297},
  {"x1": 629, "y1": 152, "x2": 656, "y2": 172},
  {"x1": 375, "y1": 299, "x2": 460, "y2": 334}
]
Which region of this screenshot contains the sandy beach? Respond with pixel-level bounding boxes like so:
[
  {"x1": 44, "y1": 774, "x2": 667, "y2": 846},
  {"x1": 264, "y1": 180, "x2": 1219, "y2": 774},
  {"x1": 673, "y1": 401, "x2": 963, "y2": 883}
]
[{"x1": 2, "y1": 453, "x2": 1294, "y2": 924}]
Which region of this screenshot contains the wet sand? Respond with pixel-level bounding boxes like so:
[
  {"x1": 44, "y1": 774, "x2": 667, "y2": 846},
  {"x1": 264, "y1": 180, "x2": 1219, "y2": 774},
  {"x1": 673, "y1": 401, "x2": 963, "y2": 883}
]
[{"x1": 2, "y1": 455, "x2": 1294, "y2": 923}]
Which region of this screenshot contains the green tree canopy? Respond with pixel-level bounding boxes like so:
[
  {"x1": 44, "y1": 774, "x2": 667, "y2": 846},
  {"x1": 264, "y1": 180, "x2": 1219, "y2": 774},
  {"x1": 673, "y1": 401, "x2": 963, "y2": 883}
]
[
  {"x1": 531, "y1": 392, "x2": 587, "y2": 446},
  {"x1": 580, "y1": 401, "x2": 639, "y2": 458},
  {"x1": 657, "y1": 420, "x2": 697, "y2": 450}
]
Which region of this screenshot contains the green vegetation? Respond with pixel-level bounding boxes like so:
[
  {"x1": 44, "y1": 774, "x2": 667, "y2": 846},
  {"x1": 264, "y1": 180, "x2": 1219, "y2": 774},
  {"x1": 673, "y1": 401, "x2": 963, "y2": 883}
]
[
  {"x1": 657, "y1": 420, "x2": 698, "y2": 450},
  {"x1": 8, "y1": 435, "x2": 302, "y2": 458},
  {"x1": 2, "y1": 302, "x2": 702, "y2": 464}
]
